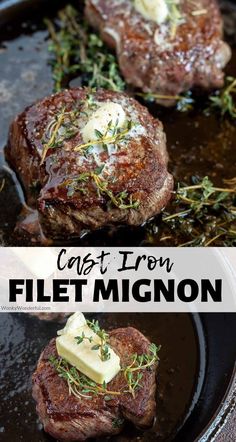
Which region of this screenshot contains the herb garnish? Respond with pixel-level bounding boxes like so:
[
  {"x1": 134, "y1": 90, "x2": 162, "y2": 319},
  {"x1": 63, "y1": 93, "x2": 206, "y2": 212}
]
[
  {"x1": 60, "y1": 172, "x2": 140, "y2": 210},
  {"x1": 158, "y1": 176, "x2": 236, "y2": 246},
  {"x1": 208, "y1": 77, "x2": 236, "y2": 119},
  {"x1": 122, "y1": 343, "x2": 160, "y2": 398},
  {"x1": 74, "y1": 120, "x2": 135, "y2": 153},
  {"x1": 112, "y1": 417, "x2": 125, "y2": 428},
  {"x1": 49, "y1": 342, "x2": 160, "y2": 400},
  {"x1": 41, "y1": 106, "x2": 81, "y2": 164},
  {"x1": 166, "y1": 0, "x2": 183, "y2": 39},
  {"x1": 49, "y1": 356, "x2": 121, "y2": 399},
  {"x1": 74, "y1": 319, "x2": 111, "y2": 362},
  {"x1": 137, "y1": 91, "x2": 194, "y2": 111},
  {"x1": 45, "y1": 5, "x2": 125, "y2": 92},
  {"x1": 75, "y1": 332, "x2": 93, "y2": 345},
  {"x1": 91, "y1": 173, "x2": 140, "y2": 210}
]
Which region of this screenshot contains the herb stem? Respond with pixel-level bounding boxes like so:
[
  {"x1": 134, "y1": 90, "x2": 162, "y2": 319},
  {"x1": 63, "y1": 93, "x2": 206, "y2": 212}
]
[
  {"x1": 162, "y1": 209, "x2": 192, "y2": 221},
  {"x1": 0, "y1": 178, "x2": 5, "y2": 192},
  {"x1": 74, "y1": 125, "x2": 131, "y2": 152},
  {"x1": 40, "y1": 108, "x2": 66, "y2": 164},
  {"x1": 136, "y1": 92, "x2": 183, "y2": 101}
]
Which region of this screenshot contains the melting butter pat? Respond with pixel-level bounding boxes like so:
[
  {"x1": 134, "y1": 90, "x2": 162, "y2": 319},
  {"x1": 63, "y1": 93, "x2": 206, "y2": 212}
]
[
  {"x1": 57, "y1": 312, "x2": 87, "y2": 336},
  {"x1": 56, "y1": 313, "x2": 121, "y2": 384},
  {"x1": 134, "y1": 0, "x2": 169, "y2": 25},
  {"x1": 82, "y1": 102, "x2": 126, "y2": 144}
]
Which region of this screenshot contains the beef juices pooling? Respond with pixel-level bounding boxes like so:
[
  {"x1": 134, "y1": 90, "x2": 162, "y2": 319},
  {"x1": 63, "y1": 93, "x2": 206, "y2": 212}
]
[
  {"x1": 6, "y1": 88, "x2": 173, "y2": 239},
  {"x1": 85, "y1": 0, "x2": 231, "y2": 103}
]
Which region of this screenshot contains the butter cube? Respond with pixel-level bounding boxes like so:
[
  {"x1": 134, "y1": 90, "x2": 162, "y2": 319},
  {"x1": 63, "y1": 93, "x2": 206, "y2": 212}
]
[{"x1": 56, "y1": 326, "x2": 120, "y2": 384}]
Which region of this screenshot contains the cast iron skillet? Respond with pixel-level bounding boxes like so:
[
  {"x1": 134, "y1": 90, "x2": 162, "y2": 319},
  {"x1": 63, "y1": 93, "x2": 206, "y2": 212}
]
[
  {"x1": 0, "y1": 2, "x2": 235, "y2": 442},
  {"x1": 0, "y1": 0, "x2": 236, "y2": 246},
  {"x1": 0, "y1": 312, "x2": 235, "y2": 442}
]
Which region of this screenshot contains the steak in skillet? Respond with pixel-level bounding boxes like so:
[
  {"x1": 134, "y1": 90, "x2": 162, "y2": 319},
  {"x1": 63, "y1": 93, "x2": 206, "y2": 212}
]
[
  {"x1": 6, "y1": 88, "x2": 173, "y2": 239},
  {"x1": 32, "y1": 327, "x2": 158, "y2": 441},
  {"x1": 85, "y1": 0, "x2": 231, "y2": 102}
]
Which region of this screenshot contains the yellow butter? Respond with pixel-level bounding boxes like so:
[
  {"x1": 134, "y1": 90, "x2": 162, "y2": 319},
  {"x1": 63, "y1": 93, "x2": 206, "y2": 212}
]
[
  {"x1": 134, "y1": 0, "x2": 169, "y2": 25},
  {"x1": 57, "y1": 312, "x2": 87, "y2": 336},
  {"x1": 56, "y1": 313, "x2": 121, "y2": 384},
  {"x1": 81, "y1": 102, "x2": 126, "y2": 144}
]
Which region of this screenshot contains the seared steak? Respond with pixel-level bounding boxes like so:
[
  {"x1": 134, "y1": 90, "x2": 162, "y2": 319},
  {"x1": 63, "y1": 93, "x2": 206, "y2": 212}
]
[
  {"x1": 32, "y1": 327, "x2": 157, "y2": 441},
  {"x1": 6, "y1": 88, "x2": 173, "y2": 239},
  {"x1": 85, "y1": 0, "x2": 231, "y2": 101}
]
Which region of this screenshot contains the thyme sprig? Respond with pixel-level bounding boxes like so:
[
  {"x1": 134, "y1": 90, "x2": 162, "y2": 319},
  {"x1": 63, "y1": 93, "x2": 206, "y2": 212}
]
[
  {"x1": 45, "y1": 5, "x2": 125, "y2": 92},
  {"x1": 208, "y1": 76, "x2": 236, "y2": 119},
  {"x1": 75, "y1": 332, "x2": 93, "y2": 345},
  {"x1": 60, "y1": 172, "x2": 140, "y2": 210},
  {"x1": 74, "y1": 120, "x2": 135, "y2": 153},
  {"x1": 137, "y1": 91, "x2": 194, "y2": 111},
  {"x1": 122, "y1": 343, "x2": 160, "y2": 398},
  {"x1": 49, "y1": 342, "x2": 160, "y2": 400},
  {"x1": 41, "y1": 106, "x2": 81, "y2": 164},
  {"x1": 91, "y1": 173, "x2": 140, "y2": 210},
  {"x1": 49, "y1": 356, "x2": 121, "y2": 399},
  {"x1": 75, "y1": 320, "x2": 111, "y2": 362},
  {"x1": 87, "y1": 320, "x2": 111, "y2": 362},
  {"x1": 160, "y1": 176, "x2": 236, "y2": 246},
  {"x1": 166, "y1": 0, "x2": 184, "y2": 39}
]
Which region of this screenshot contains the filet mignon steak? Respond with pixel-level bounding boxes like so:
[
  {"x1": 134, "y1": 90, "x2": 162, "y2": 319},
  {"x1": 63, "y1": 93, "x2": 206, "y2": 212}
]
[
  {"x1": 32, "y1": 327, "x2": 158, "y2": 441},
  {"x1": 85, "y1": 0, "x2": 231, "y2": 101},
  {"x1": 6, "y1": 88, "x2": 173, "y2": 239}
]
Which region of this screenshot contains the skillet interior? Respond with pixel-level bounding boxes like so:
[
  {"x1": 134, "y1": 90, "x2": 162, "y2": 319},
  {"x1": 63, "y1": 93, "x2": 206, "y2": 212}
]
[{"x1": 0, "y1": 2, "x2": 235, "y2": 441}]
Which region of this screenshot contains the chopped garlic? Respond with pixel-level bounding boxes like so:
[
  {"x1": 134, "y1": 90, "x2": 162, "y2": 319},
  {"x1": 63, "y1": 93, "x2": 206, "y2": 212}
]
[
  {"x1": 134, "y1": 0, "x2": 169, "y2": 25},
  {"x1": 82, "y1": 102, "x2": 126, "y2": 144}
]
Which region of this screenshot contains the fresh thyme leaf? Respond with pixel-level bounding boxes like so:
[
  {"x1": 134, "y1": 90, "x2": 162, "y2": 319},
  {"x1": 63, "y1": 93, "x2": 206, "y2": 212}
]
[
  {"x1": 166, "y1": 0, "x2": 184, "y2": 39},
  {"x1": 91, "y1": 173, "x2": 140, "y2": 210},
  {"x1": 59, "y1": 173, "x2": 90, "y2": 198},
  {"x1": 95, "y1": 164, "x2": 105, "y2": 175},
  {"x1": 157, "y1": 176, "x2": 236, "y2": 247},
  {"x1": 91, "y1": 344, "x2": 100, "y2": 351},
  {"x1": 49, "y1": 355, "x2": 121, "y2": 400},
  {"x1": 87, "y1": 319, "x2": 111, "y2": 361},
  {"x1": 112, "y1": 417, "x2": 125, "y2": 428},
  {"x1": 60, "y1": 171, "x2": 139, "y2": 211},
  {"x1": 94, "y1": 129, "x2": 104, "y2": 139},
  {"x1": 208, "y1": 76, "x2": 236, "y2": 119},
  {"x1": 75, "y1": 332, "x2": 93, "y2": 345},
  {"x1": 49, "y1": 340, "x2": 160, "y2": 402},
  {"x1": 40, "y1": 106, "x2": 81, "y2": 164},
  {"x1": 122, "y1": 343, "x2": 160, "y2": 398},
  {"x1": 74, "y1": 120, "x2": 135, "y2": 153},
  {"x1": 45, "y1": 5, "x2": 125, "y2": 92}
]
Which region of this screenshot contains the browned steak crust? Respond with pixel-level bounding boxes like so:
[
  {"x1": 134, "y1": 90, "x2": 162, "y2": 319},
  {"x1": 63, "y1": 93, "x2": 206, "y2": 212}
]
[
  {"x1": 85, "y1": 0, "x2": 231, "y2": 100},
  {"x1": 6, "y1": 88, "x2": 173, "y2": 239},
  {"x1": 32, "y1": 327, "x2": 157, "y2": 441}
]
